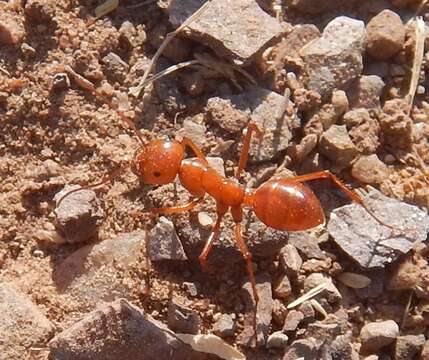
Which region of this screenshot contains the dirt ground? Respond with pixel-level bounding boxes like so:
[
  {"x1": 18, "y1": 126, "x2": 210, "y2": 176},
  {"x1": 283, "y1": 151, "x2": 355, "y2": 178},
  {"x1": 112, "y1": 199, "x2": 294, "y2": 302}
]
[{"x1": 1, "y1": 0, "x2": 429, "y2": 359}]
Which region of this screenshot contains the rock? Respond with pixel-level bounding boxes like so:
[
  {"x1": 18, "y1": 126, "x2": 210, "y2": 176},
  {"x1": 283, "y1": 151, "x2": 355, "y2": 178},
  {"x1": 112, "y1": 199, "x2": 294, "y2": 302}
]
[
  {"x1": 360, "y1": 320, "x2": 399, "y2": 353},
  {"x1": 289, "y1": 0, "x2": 334, "y2": 14},
  {"x1": 319, "y1": 125, "x2": 359, "y2": 167},
  {"x1": 49, "y1": 299, "x2": 209, "y2": 360},
  {"x1": 279, "y1": 244, "x2": 303, "y2": 277},
  {"x1": 102, "y1": 52, "x2": 129, "y2": 83},
  {"x1": 272, "y1": 299, "x2": 288, "y2": 326},
  {"x1": 266, "y1": 331, "x2": 289, "y2": 349},
  {"x1": 301, "y1": 16, "x2": 366, "y2": 98},
  {"x1": 212, "y1": 314, "x2": 236, "y2": 337},
  {"x1": 176, "y1": 207, "x2": 288, "y2": 266},
  {"x1": 297, "y1": 301, "x2": 315, "y2": 323},
  {"x1": 288, "y1": 231, "x2": 327, "y2": 260},
  {"x1": 351, "y1": 155, "x2": 389, "y2": 185},
  {"x1": 178, "y1": 119, "x2": 208, "y2": 150},
  {"x1": 421, "y1": 340, "x2": 429, "y2": 359},
  {"x1": 53, "y1": 231, "x2": 144, "y2": 309},
  {"x1": 327, "y1": 188, "x2": 429, "y2": 269},
  {"x1": 283, "y1": 338, "x2": 318, "y2": 360},
  {"x1": 283, "y1": 310, "x2": 304, "y2": 332},
  {"x1": 380, "y1": 99, "x2": 413, "y2": 149},
  {"x1": 366, "y1": 10, "x2": 405, "y2": 60},
  {"x1": 294, "y1": 88, "x2": 322, "y2": 114},
  {"x1": 206, "y1": 88, "x2": 294, "y2": 161},
  {"x1": 168, "y1": 298, "x2": 201, "y2": 334},
  {"x1": 53, "y1": 185, "x2": 104, "y2": 244},
  {"x1": 25, "y1": 0, "x2": 56, "y2": 23},
  {"x1": 273, "y1": 274, "x2": 292, "y2": 299},
  {"x1": 147, "y1": 217, "x2": 187, "y2": 261},
  {"x1": 0, "y1": 18, "x2": 24, "y2": 45},
  {"x1": 304, "y1": 273, "x2": 342, "y2": 303},
  {"x1": 355, "y1": 271, "x2": 385, "y2": 299},
  {"x1": 320, "y1": 335, "x2": 354, "y2": 360},
  {"x1": 348, "y1": 75, "x2": 385, "y2": 110},
  {"x1": 343, "y1": 109, "x2": 381, "y2": 154},
  {"x1": 394, "y1": 334, "x2": 425, "y2": 360},
  {"x1": 306, "y1": 321, "x2": 342, "y2": 342},
  {"x1": 238, "y1": 273, "x2": 272, "y2": 346},
  {"x1": 0, "y1": 284, "x2": 55, "y2": 358},
  {"x1": 169, "y1": 0, "x2": 283, "y2": 65}
]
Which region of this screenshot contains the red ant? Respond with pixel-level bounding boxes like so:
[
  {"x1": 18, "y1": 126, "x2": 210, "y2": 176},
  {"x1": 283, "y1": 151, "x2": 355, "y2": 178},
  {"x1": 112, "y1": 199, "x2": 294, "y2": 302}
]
[{"x1": 56, "y1": 103, "x2": 398, "y2": 339}]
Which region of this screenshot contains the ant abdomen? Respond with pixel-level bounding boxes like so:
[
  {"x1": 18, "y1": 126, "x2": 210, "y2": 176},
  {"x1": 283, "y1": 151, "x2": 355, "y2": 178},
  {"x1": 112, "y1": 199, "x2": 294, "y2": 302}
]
[{"x1": 252, "y1": 179, "x2": 325, "y2": 231}]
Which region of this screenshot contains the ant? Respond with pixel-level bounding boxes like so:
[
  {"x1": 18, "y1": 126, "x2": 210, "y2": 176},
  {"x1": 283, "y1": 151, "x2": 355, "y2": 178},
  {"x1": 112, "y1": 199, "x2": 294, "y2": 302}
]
[{"x1": 56, "y1": 102, "x2": 398, "y2": 340}]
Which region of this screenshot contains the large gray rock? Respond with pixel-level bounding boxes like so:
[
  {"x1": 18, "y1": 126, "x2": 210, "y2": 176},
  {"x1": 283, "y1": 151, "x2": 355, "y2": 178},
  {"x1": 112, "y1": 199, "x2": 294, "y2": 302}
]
[
  {"x1": 169, "y1": 0, "x2": 282, "y2": 65},
  {"x1": 0, "y1": 284, "x2": 55, "y2": 359},
  {"x1": 49, "y1": 299, "x2": 212, "y2": 360},
  {"x1": 328, "y1": 188, "x2": 429, "y2": 269},
  {"x1": 53, "y1": 231, "x2": 144, "y2": 310},
  {"x1": 301, "y1": 16, "x2": 366, "y2": 98}
]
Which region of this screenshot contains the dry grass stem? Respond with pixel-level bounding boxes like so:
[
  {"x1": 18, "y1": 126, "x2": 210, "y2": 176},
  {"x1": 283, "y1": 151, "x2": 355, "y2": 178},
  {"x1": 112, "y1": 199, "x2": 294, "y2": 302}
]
[
  {"x1": 95, "y1": 0, "x2": 119, "y2": 19},
  {"x1": 287, "y1": 282, "x2": 328, "y2": 309}
]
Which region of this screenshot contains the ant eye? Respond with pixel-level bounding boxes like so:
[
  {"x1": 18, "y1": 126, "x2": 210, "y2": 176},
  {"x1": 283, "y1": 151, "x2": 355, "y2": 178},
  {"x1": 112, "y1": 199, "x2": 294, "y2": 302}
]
[{"x1": 153, "y1": 171, "x2": 161, "y2": 178}]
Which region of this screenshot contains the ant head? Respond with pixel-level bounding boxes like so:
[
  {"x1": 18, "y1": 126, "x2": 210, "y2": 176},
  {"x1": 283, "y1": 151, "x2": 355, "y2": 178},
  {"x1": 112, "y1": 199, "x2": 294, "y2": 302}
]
[{"x1": 132, "y1": 139, "x2": 185, "y2": 185}]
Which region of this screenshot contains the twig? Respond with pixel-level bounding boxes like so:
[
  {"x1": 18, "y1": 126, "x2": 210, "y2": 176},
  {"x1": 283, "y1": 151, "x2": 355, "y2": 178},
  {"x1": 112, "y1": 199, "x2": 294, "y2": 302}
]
[
  {"x1": 130, "y1": 0, "x2": 212, "y2": 97},
  {"x1": 407, "y1": 16, "x2": 425, "y2": 116}
]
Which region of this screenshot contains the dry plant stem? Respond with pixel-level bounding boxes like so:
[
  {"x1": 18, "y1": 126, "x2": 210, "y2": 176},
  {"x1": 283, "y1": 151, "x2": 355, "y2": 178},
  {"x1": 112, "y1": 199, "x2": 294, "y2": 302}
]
[
  {"x1": 287, "y1": 283, "x2": 328, "y2": 309},
  {"x1": 0, "y1": 65, "x2": 10, "y2": 76},
  {"x1": 131, "y1": 0, "x2": 213, "y2": 97},
  {"x1": 407, "y1": 16, "x2": 425, "y2": 115},
  {"x1": 401, "y1": 290, "x2": 413, "y2": 330}
]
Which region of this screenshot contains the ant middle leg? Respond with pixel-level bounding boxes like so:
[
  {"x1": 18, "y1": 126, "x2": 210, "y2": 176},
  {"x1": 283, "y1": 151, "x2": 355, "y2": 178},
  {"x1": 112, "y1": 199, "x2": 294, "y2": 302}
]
[
  {"x1": 148, "y1": 197, "x2": 203, "y2": 216},
  {"x1": 287, "y1": 170, "x2": 396, "y2": 230}
]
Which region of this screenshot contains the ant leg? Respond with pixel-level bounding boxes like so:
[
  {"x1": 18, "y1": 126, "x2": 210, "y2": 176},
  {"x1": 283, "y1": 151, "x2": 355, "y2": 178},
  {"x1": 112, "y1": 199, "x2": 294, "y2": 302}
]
[
  {"x1": 56, "y1": 163, "x2": 129, "y2": 207},
  {"x1": 198, "y1": 202, "x2": 227, "y2": 269},
  {"x1": 288, "y1": 170, "x2": 396, "y2": 230},
  {"x1": 236, "y1": 123, "x2": 263, "y2": 180},
  {"x1": 181, "y1": 137, "x2": 208, "y2": 164},
  {"x1": 149, "y1": 197, "x2": 203, "y2": 215}
]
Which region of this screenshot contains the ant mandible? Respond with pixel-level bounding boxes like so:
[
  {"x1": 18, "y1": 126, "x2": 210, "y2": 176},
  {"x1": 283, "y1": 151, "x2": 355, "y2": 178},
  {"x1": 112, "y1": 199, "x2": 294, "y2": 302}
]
[{"x1": 56, "y1": 105, "x2": 396, "y2": 315}]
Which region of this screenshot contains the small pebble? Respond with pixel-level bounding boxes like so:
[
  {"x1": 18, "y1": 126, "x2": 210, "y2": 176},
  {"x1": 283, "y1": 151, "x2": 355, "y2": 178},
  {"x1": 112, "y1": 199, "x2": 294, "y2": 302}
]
[{"x1": 266, "y1": 331, "x2": 289, "y2": 349}]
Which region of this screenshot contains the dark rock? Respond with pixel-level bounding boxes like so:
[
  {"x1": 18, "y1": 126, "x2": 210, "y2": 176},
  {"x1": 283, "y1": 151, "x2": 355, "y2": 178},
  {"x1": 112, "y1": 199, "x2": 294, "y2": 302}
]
[
  {"x1": 394, "y1": 334, "x2": 425, "y2": 360},
  {"x1": 0, "y1": 284, "x2": 55, "y2": 358},
  {"x1": 168, "y1": 298, "x2": 201, "y2": 334},
  {"x1": 327, "y1": 188, "x2": 429, "y2": 269},
  {"x1": 168, "y1": 0, "x2": 282, "y2": 65},
  {"x1": 360, "y1": 320, "x2": 399, "y2": 353},
  {"x1": 283, "y1": 339, "x2": 318, "y2": 360},
  {"x1": 49, "y1": 299, "x2": 210, "y2": 360},
  {"x1": 272, "y1": 299, "x2": 288, "y2": 326},
  {"x1": 301, "y1": 16, "x2": 366, "y2": 98},
  {"x1": 102, "y1": 52, "x2": 129, "y2": 83},
  {"x1": 147, "y1": 217, "x2": 187, "y2": 261},
  {"x1": 283, "y1": 310, "x2": 304, "y2": 332},
  {"x1": 279, "y1": 244, "x2": 303, "y2": 277},
  {"x1": 53, "y1": 185, "x2": 104, "y2": 243},
  {"x1": 355, "y1": 271, "x2": 385, "y2": 299},
  {"x1": 238, "y1": 273, "x2": 272, "y2": 346},
  {"x1": 53, "y1": 231, "x2": 144, "y2": 309},
  {"x1": 212, "y1": 314, "x2": 236, "y2": 337},
  {"x1": 320, "y1": 335, "x2": 354, "y2": 360},
  {"x1": 366, "y1": 10, "x2": 405, "y2": 60}
]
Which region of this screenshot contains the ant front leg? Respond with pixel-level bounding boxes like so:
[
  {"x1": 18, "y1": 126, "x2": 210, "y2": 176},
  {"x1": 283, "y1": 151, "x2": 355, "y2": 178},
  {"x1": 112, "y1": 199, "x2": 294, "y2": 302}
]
[
  {"x1": 289, "y1": 170, "x2": 396, "y2": 230},
  {"x1": 236, "y1": 123, "x2": 263, "y2": 180}
]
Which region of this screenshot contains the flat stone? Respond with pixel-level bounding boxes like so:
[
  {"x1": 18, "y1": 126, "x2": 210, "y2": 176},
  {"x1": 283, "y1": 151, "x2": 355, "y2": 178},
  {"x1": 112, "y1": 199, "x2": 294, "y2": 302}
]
[
  {"x1": 54, "y1": 185, "x2": 104, "y2": 243},
  {"x1": 206, "y1": 88, "x2": 294, "y2": 161},
  {"x1": 301, "y1": 16, "x2": 366, "y2": 98},
  {"x1": 360, "y1": 320, "x2": 399, "y2": 353},
  {"x1": 266, "y1": 331, "x2": 289, "y2": 349},
  {"x1": 0, "y1": 284, "x2": 55, "y2": 358},
  {"x1": 238, "y1": 273, "x2": 272, "y2": 346},
  {"x1": 53, "y1": 231, "x2": 144, "y2": 310},
  {"x1": 169, "y1": 0, "x2": 282, "y2": 65},
  {"x1": 283, "y1": 338, "x2": 318, "y2": 360},
  {"x1": 179, "y1": 119, "x2": 208, "y2": 149},
  {"x1": 288, "y1": 231, "x2": 327, "y2": 260},
  {"x1": 327, "y1": 188, "x2": 429, "y2": 269},
  {"x1": 283, "y1": 310, "x2": 304, "y2": 332},
  {"x1": 366, "y1": 10, "x2": 405, "y2": 60},
  {"x1": 49, "y1": 299, "x2": 209, "y2": 360},
  {"x1": 168, "y1": 298, "x2": 201, "y2": 334},
  {"x1": 212, "y1": 313, "x2": 236, "y2": 338},
  {"x1": 319, "y1": 124, "x2": 359, "y2": 167},
  {"x1": 147, "y1": 217, "x2": 188, "y2": 261},
  {"x1": 304, "y1": 273, "x2": 342, "y2": 303},
  {"x1": 394, "y1": 334, "x2": 425, "y2": 360}
]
